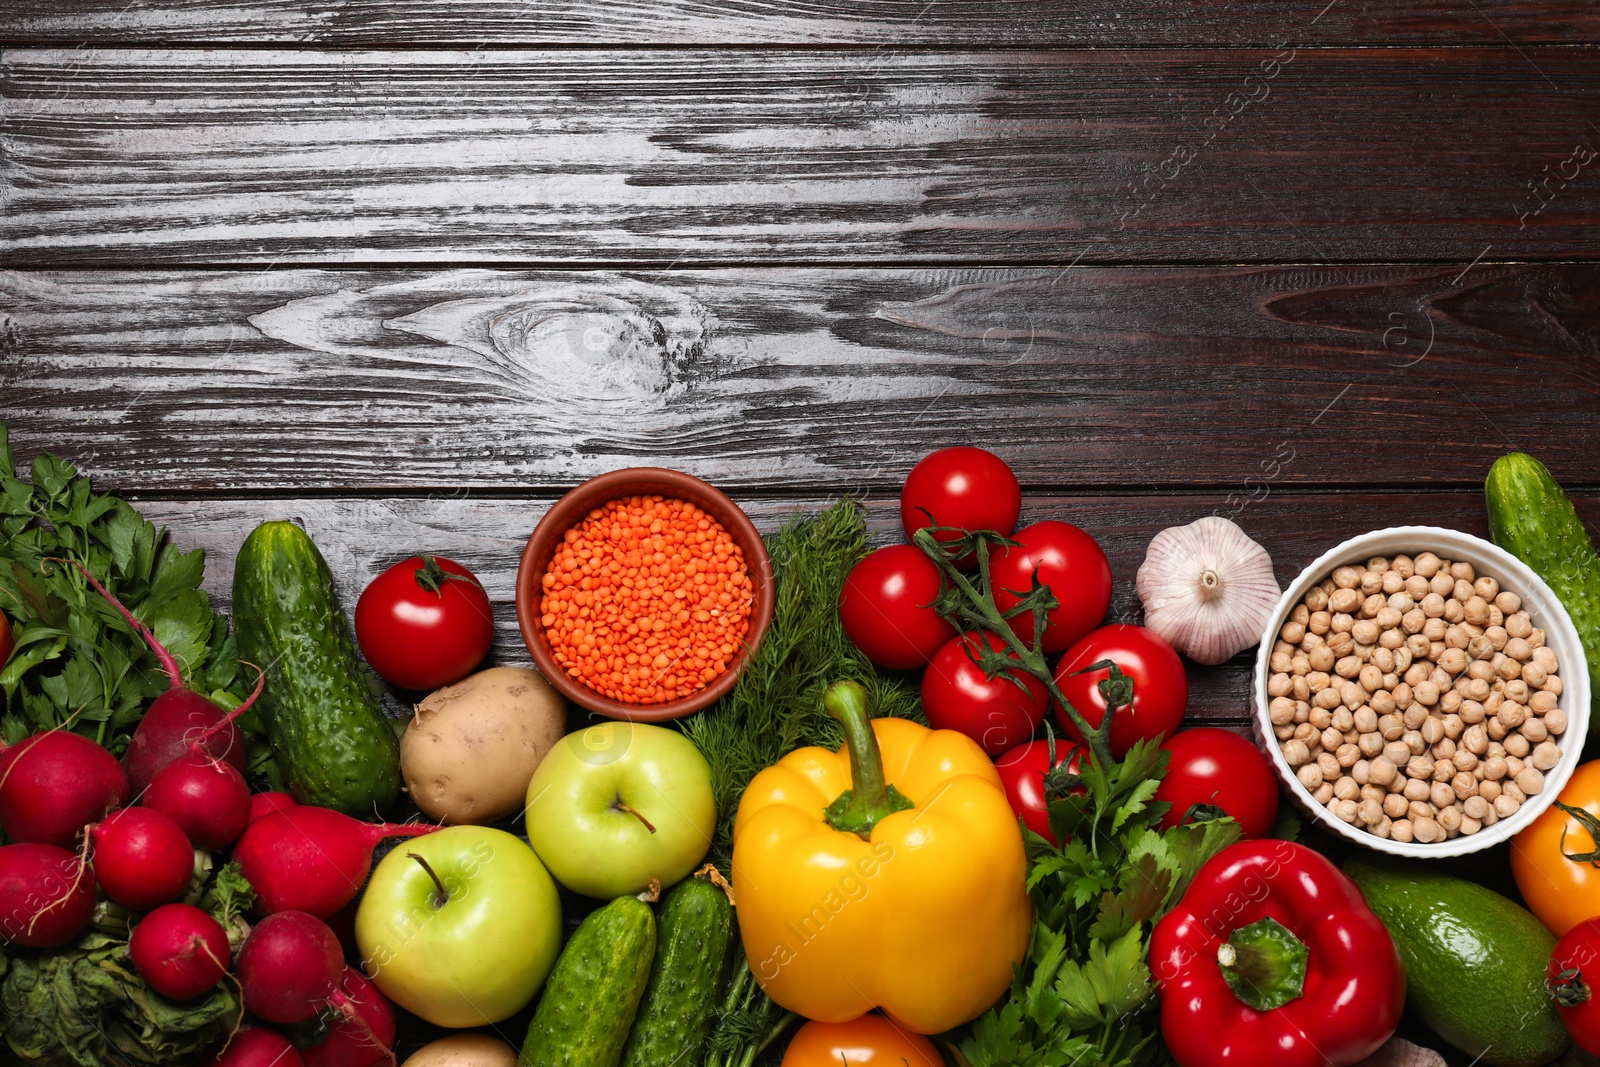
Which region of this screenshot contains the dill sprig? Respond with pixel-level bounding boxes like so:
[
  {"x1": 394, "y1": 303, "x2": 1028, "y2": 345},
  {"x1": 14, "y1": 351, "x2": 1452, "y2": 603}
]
[{"x1": 681, "y1": 497, "x2": 923, "y2": 870}]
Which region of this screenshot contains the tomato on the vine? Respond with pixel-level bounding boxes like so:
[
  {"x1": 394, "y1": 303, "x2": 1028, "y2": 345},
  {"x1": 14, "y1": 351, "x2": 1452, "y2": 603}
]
[
  {"x1": 1550, "y1": 917, "x2": 1600, "y2": 1054},
  {"x1": 355, "y1": 555, "x2": 494, "y2": 691},
  {"x1": 900, "y1": 447, "x2": 1022, "y2": 555},
  {"x1": 994, "y1": 739, "x2": 1081, "y2": 845},
  {"x1": 838, "y1": 545, "x2": 955, "y2": 670},
  {"x1": 1054, "y1": 624, "x2": 1187, "y2": 759},
  {"x1": 921, "y1": 632, "x2": 1047, "y2": 756},
  {"x1": 1155, "y1": 728, "x2": 1279, "y2": 838},
  {"x1": 780, "y1": 1015, "x2": 943, "y2": 1066},
  {"x1": 988, "y1": 521, "x2": 1111, "y2": 653}
]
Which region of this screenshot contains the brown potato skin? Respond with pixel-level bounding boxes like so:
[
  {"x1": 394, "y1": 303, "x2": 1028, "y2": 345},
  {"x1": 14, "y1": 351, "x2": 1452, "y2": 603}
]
[
  {"x1": 401, "y1": 1033, "x2": 519, "y2": 1067},
  {"x1": 401, "y1": 667, "x2": 566, "y2": 825}
]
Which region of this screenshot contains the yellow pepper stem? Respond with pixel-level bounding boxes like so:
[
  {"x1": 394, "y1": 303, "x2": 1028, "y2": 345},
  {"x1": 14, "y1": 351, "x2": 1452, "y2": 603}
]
[{"x1": 822, "y1": 680, "x2": 913, "y2": 840}]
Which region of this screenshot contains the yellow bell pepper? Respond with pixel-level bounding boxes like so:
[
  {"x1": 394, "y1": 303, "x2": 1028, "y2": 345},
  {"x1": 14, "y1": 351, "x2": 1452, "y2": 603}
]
[{"x1": 731, "y1": 680, "x2": 1032, "y2": 1035}]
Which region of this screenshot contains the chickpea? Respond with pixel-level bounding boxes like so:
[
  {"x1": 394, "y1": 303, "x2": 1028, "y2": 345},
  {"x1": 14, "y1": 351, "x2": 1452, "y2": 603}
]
[
  {"x1": 1494, "y1": 794, "x2": 1522, "y2": 819},
  {"x1": 1503, "y1": 780, "x2": 1528, "y2": 805},
  {"x1": 1529, "y1": 628, "x2": 1547, "y2": 650},
  {"x1": 1450, "y1": 772, "x2": 1477, "y2": 801},
  {"x1": 1404, "y1": 731, "x2": 1427, "y2": 757},
  {"x1": 1531, "y1": 690, "x2": 1560, "y2": 715},
  {"x1": 1336, "y1": 743, "x2": 1360, "y2": 768},
  {"x1": 1533, "y1": 645, "x2": 1559, "y2": 674},
  {"x1": 1443, "y1": 598, "x2": 1466, "y2": 624},
  {"x1": 1459, "y1": 814, "x2": 1482, "y2": 835},
  {"x1": 1437, "y1": 647, "x2": 1469, "y2": 676},
  {"x1": 1464, "y1": 596, "x2": 1491, "y2": 626},
  {"x1": 1403, "y1": 778, "x2": 1432, "y2": 802},
  {"x1": 1484, "y1": 625, "x2": 1509, "y2": 652},
  {"x1": 1382, "y1": 793, "x2": 1408, "y2": 818},
  {"x1": 1359, "y1": 663, "x2": 1384, "y2": 692},
  {"x1": 1305, "y1": 587, "x2": 1330, "y2": 612},
  {"x1": 1333, "y1": 565, "x2": 1363, "y2": 589},
  {"x1": 1482, "y1": 756, "x2": 1508, "y2": 781},
  {"x1": 1545, "y1": 707, "x2": 1568, "y2": 735},
  {"x1": 1361, "y1": 783, "x2": 1386, "y2": 804},
  {"x1": 1405, "y1": 576, "x2": 1430, "y2": 601},
  {"x1": 1353, "y1": 706, "x2": 1378, "y2": 733},
  {"x1": 1531, "y1": 741, "x2": 1562, "y2": 772},
  {"x1": 1506, "y1": 611, "x2": 1533, "y2": 639},
  {"x1": 1520, "y1": 717, "x2": 1549, "y2": 744},
  {"x1": 1453, "y1": 749, "x2": 1479, "y2": 773},
  {"x1": 1314, "y1": 782, "x2": 1335, "y2": 805},
  {"x1": 1359, "y1": 799, "x2": 1384, "y2": 826},
  {"x1": 1479, "y1": 779, "x2": 1503, "y2": 803},
  {"x1": 1429, "y1": 573, "x2": 1455, "y2": 598},
  {"x1": 1368, "y1": 756, "x2": 1397, "y2": 786},
  {"x1": 1430, "y1": 781, "x2": 1456, "y2": 809},
  {"x1": 1420, "y1": 717, "x2": 1445, "y2": 745},
  {"x1": 1309, "y1": 645, "x2": 1336, "y2": 672},
  {"x1": 1318, "y1": 752, "x2": 1342, "y2": 779},
  {"x1": 1282, "y1": 740, "x2": 1310, "y2": 767},
  {"x1": 1442, "y1": 713, "x2": 1465, "y2": 740},
  {"x1": 1297, "y1": 764, "x2": 1324, "y2": 790},
  {"x1": 1412, "y1": 817, "x2": 1442, "y2": 843},
  {"x1": 1474, "y1": 576, "x2": 1500, "y2": 600},
  {"x1": 1420, "y1": 592, "x2": 1446, "y2": 619},
  {"x1": 1414, "y1": 680, "x2": 1441, "y2": 706},
  {"x1": 1390, "y1": 819, "x2": 1415, "y2": 843},
  {"x1": 1275, "y1": 723, "x2": 1296, "y2": 740},
  {"x1": 1281, "y1": 620, "x2": 1307, "y2": 644},
  {"x1": 1437, "y1": 805, "x2": 1463, "y2": 833},
  {"x1": 1358, "y1": 732, "x2": 1385, "y2": 757}
]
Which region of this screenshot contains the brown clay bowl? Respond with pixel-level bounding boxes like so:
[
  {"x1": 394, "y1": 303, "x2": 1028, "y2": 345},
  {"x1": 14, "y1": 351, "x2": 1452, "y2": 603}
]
[{"x1": 515, "y1": 467, "x2": 775, "y2": 722}]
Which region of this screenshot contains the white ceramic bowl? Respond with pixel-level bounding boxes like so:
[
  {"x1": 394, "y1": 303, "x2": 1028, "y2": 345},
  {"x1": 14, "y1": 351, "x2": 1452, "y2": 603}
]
[{"x1": 1254, "y1": 526, "x2": 1590, "y2": 858}]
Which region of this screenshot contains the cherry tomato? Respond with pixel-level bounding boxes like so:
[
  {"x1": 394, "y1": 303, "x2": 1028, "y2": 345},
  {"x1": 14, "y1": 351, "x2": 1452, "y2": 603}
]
[
  {"x1": 355, "y1": 555, "x2": 494, "y2": 691},
  {"x1": 1155, "y1": 728, "x2": 1279, "y2": 839},
  {"x1": 988, "y1": 521, "x2": 1111, "y2": 653},
  {"x1": 0, "y1": 614, "x2": 11, "y2": 670},
  {"x1": 781, "y1": 1015, "x2": 943, "y2": 1066},
  {"x1": 921, "y1": 632, "x2": 1048, "y2": 755},
  {"x1": 838, "y1": 546, "x2": 955, "y2": 671},
  {"x1": 994, "y1": 739, "x2": 1081, "y2": 845},
  {"x1": 1551, "y1": 917, "x2": 1600, "y2": 1055},
  {"x1": 1053, "y1": 624, "x2": 1187, "y2": 759},
  {"x1": 900, "y1": 447, "x2": 1022, "y2": 558}
]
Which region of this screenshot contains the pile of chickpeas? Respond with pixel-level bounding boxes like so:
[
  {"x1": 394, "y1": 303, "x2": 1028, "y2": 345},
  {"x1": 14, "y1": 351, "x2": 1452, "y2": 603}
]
[{"x1": 1267, "y1": 552, "x2": 1565, "y2": 844}]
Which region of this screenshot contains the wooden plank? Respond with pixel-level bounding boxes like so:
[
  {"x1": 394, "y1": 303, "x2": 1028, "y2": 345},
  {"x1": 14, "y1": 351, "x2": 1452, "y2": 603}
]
[
  {"x1": 4, "y1": 265, "x2": 1598, "y2": 493},
  {"x1": 119, "y1": 488, "x2": 1600, "y2": 728},
  {"x1": 4, "y1": 49, "x2": 1599, "y2": 266},
  {"x1": 4, "y1": 0, "x2": 1597, "y2": 46}
]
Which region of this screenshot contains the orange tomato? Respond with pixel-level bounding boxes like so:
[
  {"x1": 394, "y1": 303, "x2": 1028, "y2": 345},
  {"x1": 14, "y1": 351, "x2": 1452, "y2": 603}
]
[
  {"x1": 780, "y1": 1016, "x2": 944, "y2": 1067},
  {"x1": 1512, "y1": 760, "x2": 1600, "y2": 936}
]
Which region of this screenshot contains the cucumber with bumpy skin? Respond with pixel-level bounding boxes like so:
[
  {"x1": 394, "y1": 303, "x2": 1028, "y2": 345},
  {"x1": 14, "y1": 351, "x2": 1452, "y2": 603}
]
[
  {"x1": 621, "y1": 871, "x2": 734, "y2": 1067},
  {"x1": 231, "y1": 520, "x2": 400, "y2": 814},
  {"x1": 521, "y1": 894, "x2": 656, "y2": 1067},
  {"x1": 1485, "y1": 452, "x2": 1600, "y2": 706}
]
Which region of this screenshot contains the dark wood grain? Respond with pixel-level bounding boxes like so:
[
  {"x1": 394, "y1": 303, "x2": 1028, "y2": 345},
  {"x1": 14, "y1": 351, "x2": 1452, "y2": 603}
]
[
  {"x1": 4, "y1": 265, "x2": 1597, "y2": 494},
  {"x1": 4, "y1": 48, "x2": 1599, "y2": 266},
  {"x1": 5, "y1": 0, "x2": 1598, "y2": 46},
  {"x1": 115, "y1": 488, "x2": 1600, "y2": 730}
]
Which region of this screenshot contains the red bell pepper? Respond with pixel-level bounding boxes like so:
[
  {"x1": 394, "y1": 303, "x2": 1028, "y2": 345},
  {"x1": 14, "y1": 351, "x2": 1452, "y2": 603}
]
[{"x1": 1149, "y1": 840, "x2": 1404, "y2": 1067}]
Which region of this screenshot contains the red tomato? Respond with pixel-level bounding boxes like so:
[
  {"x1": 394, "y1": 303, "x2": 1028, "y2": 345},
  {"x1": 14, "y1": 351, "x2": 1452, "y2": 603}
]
[
  {"x1": 1551, "y1": 917, "x2": 1600, "y2": 1055},
  {"x1": 1155, "y1": 728, "x2": 1279, "y2": 839},
  {"x1": 781, "y1": 1015, "x2": 943, "y2": 1066},
  {"x1": 988, "y1": 521, "x2": 1111, "y2": 653},
  {"x1": 0, "y1": 614, "x2": 11, "y2": 670},
  {"x1": 921, "y1": 632, "x2": 1048, "y2": 755},
  {"x1": 900, "y1": 447, "x2": 1022, "y2": 554},
  {"x1": 994, "y1": 739, "x2": 1081, "y2": 845},
  {"x1": 355, "y1": 555, "x2": 494, "y2": 691},
  {"x1": 838, "y1": 546, "x2": 955, "y2": 670},
  {"x1": 1053, "y1": 624, "x2": 1187, "y2": 759}
]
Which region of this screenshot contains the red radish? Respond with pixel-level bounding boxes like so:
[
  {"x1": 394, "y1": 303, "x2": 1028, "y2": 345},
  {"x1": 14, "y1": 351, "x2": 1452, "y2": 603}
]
[
  {"x1": 201, "y1": 1026, "x2": 306, "y2": 1067},
  {"x1": 56, "y1": 559, "x2": 259, "y2": 792},
  {"x1": 234, "y1": 807, "x2": 437, "y2": 918},
  {"x1": 0, "y1": 842, "x2": 95, "y2": 947},
  {"x1": 128, "y1": 903, "x2": 230, "y2": 1000},
  {"x1": 145, "y1": 751, "x2": 253, "y2": 850},
  {"x1": 91, "y1": 807, "x2": 195, "y2": 910},
  {"x1": 302, "y1": 967, "x2": 397, "y2": 1067},
  {"x1": 235, "y1": 910, "x2": 355, "y2": 1024},
  {"x1": 0, "y1": 730, "x2": 129, "y2": 848},
  {"x1": 248, "y1": 791, "x2": 299, "y2": 825}
]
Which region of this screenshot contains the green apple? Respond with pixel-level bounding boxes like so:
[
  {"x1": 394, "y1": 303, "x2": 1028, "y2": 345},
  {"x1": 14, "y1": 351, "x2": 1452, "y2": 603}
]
[
  {"x1": 356, "y1": 826, "x2": 561, "y2": 1028},
  {"x1": 524, "y1": 721, "x2": 716, "y2": 899}
]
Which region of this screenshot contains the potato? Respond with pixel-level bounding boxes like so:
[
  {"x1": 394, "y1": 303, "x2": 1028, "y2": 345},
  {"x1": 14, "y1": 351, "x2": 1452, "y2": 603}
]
[
  {"x1": 402, "y1": 666, "x2": 566, "y2": 824},
  {"x1": 402, "y1": 1033, "x2": 518, "y2": 1067}
]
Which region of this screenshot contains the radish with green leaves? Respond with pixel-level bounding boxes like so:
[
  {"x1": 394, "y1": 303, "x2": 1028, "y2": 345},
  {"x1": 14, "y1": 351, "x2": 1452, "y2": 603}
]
[
  {"x1": 129, "y1": 903, "x2": 231, "y2": 1000},
  {"x1": 0, "y1": 842, "x2": 96, "y2": 947},
  {"x1": 234, "y1": 806, "x2": 437, "y2": 918},
  {"x1": 302, "y1": 967, "x2": 398, "y2": 1067},
  {"x1": 145, "y1": 751, "x2": 253, "y2": 850},
  {"x1": 55, "y1": 559, "x2": 260, "y2": 791},
  {"x1": 90, "y1": 806, "x2": 195, "y2": 910}
]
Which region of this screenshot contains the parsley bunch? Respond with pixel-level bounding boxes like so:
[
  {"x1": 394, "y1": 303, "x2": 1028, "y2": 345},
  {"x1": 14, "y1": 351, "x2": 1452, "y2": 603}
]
[
  {"x1": 0, "y1": 425, "x2": 264, "y2": 770},
  {"x1": 907, "y1": 527, "x2": 1243, "y2": 1067}
]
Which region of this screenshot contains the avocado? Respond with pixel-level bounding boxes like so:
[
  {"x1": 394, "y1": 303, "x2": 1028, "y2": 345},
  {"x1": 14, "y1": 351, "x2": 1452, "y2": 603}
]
[{"x1": 1345, "y1": 856, "x2": 1569, "y2": 1067}]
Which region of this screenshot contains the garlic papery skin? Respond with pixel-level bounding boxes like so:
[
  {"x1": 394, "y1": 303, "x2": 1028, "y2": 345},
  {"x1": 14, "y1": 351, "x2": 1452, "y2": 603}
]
[{"x1": 1136, "y1": 516, "x2": 1281, "y2": 665}]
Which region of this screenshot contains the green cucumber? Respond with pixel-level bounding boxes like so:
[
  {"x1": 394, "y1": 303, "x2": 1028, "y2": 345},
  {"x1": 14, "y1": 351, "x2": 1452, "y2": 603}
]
[
  {"x1": 521, "y1": 895, "x2": 657, "y2": 1067},
  {"x1": 621, "y1": 872, "x2": 735, "y2": 1067},
  {"x1": 1486, "y1": 451, "x2": 1600, "y2": 705},
  {"x1": 231, "y1": 521, "x2": 400, "y2": 814},
  {"x1": 1346, "y1": 856, "x2": 1568, "y2": 1067}
]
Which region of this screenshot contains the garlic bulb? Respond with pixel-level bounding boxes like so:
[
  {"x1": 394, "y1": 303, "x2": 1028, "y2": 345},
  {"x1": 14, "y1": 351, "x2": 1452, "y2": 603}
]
[{"x1": 1136, "y1": 516, "x2": 1281, "y2": 665}]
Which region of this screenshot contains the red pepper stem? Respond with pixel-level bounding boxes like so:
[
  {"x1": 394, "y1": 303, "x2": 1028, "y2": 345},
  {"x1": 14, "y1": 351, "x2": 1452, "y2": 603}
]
[
  {"x1": 1216, "y1": 917, "x2": 1310, "y2": 1012},
  {"x1": 822, "y1": 680, "x2": 912, "y2": 840}
]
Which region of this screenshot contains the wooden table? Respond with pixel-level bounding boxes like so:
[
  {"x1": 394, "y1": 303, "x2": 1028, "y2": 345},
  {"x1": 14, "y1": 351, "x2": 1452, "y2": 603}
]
[{"x1": 2, "y1": 2, "x2": 1598, "y2": 1062}]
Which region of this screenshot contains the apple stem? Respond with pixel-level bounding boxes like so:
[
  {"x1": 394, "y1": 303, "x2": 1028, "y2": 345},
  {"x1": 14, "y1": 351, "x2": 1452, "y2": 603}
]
[
  {"x1": 616, "y1": 801, "x2": 658, "y2": 835},
  {"x1": 407, "y1": 852, "x2": 448, "y2": 909}
]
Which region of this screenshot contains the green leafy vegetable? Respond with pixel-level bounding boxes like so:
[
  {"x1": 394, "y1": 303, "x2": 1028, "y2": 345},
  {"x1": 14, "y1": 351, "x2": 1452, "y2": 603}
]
[
  {"x1": 0, "y1": 425, "x2": 263, "y2": 770},
  {"x1": 685, "y1": 499, "x2": 922, "y2": 1067},
  {"x1": 903, "y1": 527, "x2": 1241, "y2": 1067}
]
